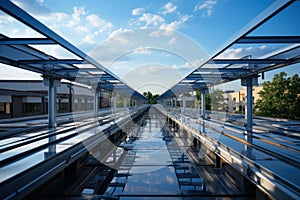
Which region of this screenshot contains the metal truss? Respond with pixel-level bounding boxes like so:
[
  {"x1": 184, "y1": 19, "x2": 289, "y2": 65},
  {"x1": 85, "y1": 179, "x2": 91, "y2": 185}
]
[
  {"x1": 0, "y1": 0, "x2": 147, "y2": 101},
  {"x1": 158, "y1": 0, "x2": 300, "y2": 99}
]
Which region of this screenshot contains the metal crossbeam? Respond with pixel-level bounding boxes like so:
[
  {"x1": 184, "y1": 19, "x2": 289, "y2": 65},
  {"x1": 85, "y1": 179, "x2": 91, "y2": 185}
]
[
  {"x1": 175, "y1": 83, "x2": 207, "y2": 90},
  {"x1": 0, "y1": 0, "x2": 118, "y2": 77},
  {"x1": 185, "y1": 74, "x2": 229, "y2": 80},
  {"x1": 54, "y1": 68, "x2": 101, "y2": 73},
  {"x1": 0, "y1": 38, "x2": 55, "y2": 45},
  {"x1": 209, "y1": 58, "x2": 288, "y2": 65},
  {"x1": 237, "y1": 36, "x2": 300, "y2": 44},
  {"x1": 158, "y1": 0, "x2": 296, "y2": 100},
  {"x1": 18, "y1": 59, "x2": 86, "y2": 65},
  {"x1": 211, "y1": 0, "x2": 294, "y2": 59},
  {"x1": 196, "y1": 68, "x2": 251, "y2": 73}
]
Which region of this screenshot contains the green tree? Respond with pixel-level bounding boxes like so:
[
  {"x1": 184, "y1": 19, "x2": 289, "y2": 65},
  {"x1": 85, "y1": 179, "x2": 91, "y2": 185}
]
[
  {"x1": 254, "y1": 72, "x2": 300, "y2": 120},
  {"x1": 143, "y1": 91, "x2": 159, "y2": 104}
]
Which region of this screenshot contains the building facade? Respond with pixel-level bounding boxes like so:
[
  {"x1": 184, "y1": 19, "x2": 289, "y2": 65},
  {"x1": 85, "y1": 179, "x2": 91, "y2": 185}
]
[
  {"x1": 0, "y1": 80, "x2": 112, "y2": 119},
  {"x1": 223, "y1": 86, "x2": 263, "y2": 113}
]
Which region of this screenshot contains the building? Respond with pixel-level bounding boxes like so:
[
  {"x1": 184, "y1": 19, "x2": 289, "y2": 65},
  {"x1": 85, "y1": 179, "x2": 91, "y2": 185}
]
[
  {"x1": 223, "y1": 86, "x2": 263, "y2": 113},
  {"x1": 0, "y1": 80, "x2": 112, "y2": 119}
]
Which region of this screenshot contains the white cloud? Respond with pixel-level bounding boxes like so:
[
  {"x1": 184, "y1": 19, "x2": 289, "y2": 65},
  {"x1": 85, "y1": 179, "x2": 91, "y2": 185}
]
[
  {"x1": 194, "y1": 0, "x2": 217, "y2": 17},
  {"x1": 38, "y1": 12, "x2": 69, "y2": 23},
  {"x1": 217, "y1": 48, "x2": 243, "y2": 59},
  {"x1": 150, "y1": 15, "x2": 192, "y2": 37},
  {"x1": 86, "y1": 14, "x2": 113, "y2": 33},
  {"x1": 0, "y1": 64, "x2": 41, "y2": 80},
  {"x1": 132, "y1": 47, "x2": 152, "y2": 55},
  {"x1": 82, "y1": 33, "x2": 95, "y2": 44},
  {"x1": 86, "y1": 14, "x2": 102, "y2": 27},
  {"x1": 72, "y1": 6, "x2": 86, "y2": 22},
  {"x1": 171, "y1": 58, "x2": 204, "y2": 70},
  {"x1": 75, "y1": 25, "x2": 89, "y2": 33},
  {"x1": 132, "y1": 7, "x2": 144, "y2": 16},
  {"x1": 12, "y1": 29, "x2": 19, "y2": 35},
  {"x1": 216, "y1": 46, "x2": 278, "y2": 59},
  {"x1": 12, "y1": 0, "x2": 50, "y2": 15},
  {"x1": 107, "y1": 28, "x2": 134, "y2": 44},
  {"x1": 162, "y1": 2, "x2": 177, "y2": 15},
  {"x1": 67, "y1": 6, "x2": 86, "y2": 27},
  {"x1": 138, "y1": 13, "x2": 165, "y2": 26},
  {"x1": 169, "y1": 37, "x2": 177, "y2": 44}
]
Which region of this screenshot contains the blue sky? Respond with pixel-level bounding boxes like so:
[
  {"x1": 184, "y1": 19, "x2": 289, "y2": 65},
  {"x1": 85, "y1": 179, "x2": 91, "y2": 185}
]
[{"x1": 0, "y1": 0, "x2": 299, "y2": 94}]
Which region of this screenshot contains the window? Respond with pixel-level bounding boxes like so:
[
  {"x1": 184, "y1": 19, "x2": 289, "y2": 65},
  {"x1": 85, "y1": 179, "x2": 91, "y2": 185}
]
[
  {"x1": 22, "y1": 103, "x2": 41, "y2": 113},
  {"x1": 0, "y1": 103, "x2": 5, "y2": 114},
  {"x1": 239, "y1": 105, "x2": 243, "y2": 111},
  {"x1": 0, "y1": 103, "x2": 11, "y2": 114},
  {"x1": 60, "y1": 103, "x2": 69, "y2": 112},
  {"x1": 233, "y1": 107, "x2": 236, "y2": 110},
  {"x1": 233, "y1": 97, "x2": 236, "y2": 102}
]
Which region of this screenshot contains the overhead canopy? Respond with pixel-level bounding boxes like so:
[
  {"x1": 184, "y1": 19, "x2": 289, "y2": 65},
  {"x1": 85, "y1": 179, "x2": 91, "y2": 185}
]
[
  {"x1": 158, "y1": 0, "x2": 300, "y2": 100},
  {"x1": 0, "y1": 0, "x2": 147, "y2": 101}
]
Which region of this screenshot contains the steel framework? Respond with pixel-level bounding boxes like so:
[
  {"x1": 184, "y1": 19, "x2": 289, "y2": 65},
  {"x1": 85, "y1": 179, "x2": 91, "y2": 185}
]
[{"x1": 0, "y1": 0, "x2": 147, "y2": 101}]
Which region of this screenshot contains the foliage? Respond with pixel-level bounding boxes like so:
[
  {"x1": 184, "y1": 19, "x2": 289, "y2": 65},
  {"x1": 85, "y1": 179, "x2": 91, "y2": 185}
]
[
  {"x1": 143, "y1": 91, "x2": 159, "y2": 104},
  {"x1": 254, "y1": 72, "x2": 300, "y2": 120}
]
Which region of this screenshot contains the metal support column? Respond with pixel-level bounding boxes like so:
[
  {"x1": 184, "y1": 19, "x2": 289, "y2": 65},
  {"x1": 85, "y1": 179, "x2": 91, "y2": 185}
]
[
  {"x1": 241, "y1": 76, "x2": 258, "y2": 136},
  {"x1": 245, "y1": 77, "x2": 253, "y2": 134},
  {"x1": 44, "y1": 77, "x2": 60, "y2": 129},
  {"x1": 123, "y1": 97, "x2": 127, "y2": 110},
  {"x1": 201, "y1": 90, "x2": 206, "y2": 119},
  {"x1": 49, "y1": 79, "x2": 56, "y2": 128},
  {"x1": 94, "y1": 89, "x2": 99, "y2": 118},
  {"x1": 113, "y1": 92, "x2": 117, "y2": 113},
  {"x1": 182, "y1": 96, "x2": 186, "y2": 112},
  {"x1": 241, "y1": 75, "x2": 258, "y2": 158}
]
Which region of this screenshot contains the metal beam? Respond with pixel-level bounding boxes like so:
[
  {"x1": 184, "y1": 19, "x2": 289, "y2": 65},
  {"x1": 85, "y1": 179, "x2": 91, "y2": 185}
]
[
  {"x1": 211, "y1": 0, "x2": 294, "y2": 59},
  {"x1": 18, "y1": 59, "x2": 86, "y2": 65},
  {"x1": 185, "y1": 74, "x2": 230, "y2": 80},
  {"x1": 196, "y1": 68, "x2": 251, "y2": 73},
  {"x1": 237, "y1": 36, "x2": 300, "y2": 44},
  {"x1": 0, "y1": 0, "x2": 119, "y2": 78},
  {"x1": 0, "y1": 38, "x2": 55, "y2": 45},
  {"x1": 69, "y1": 75, "x2": 117, "y2": 80},
  {"x1": 209, "y1": 58, "x2": 288, "y2": 65},
  {"x1": 0, "y1": 1, "x2": 147, "y2": 103},
  {"x1": 55, "y1": 68, "x2": 102, "y2": 73},
  {"x1": 158, "y1": 0, "x2": 295, "y2": 100}
]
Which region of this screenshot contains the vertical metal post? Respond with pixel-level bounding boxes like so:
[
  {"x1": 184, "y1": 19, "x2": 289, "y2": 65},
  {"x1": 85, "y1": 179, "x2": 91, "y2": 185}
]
[
  {"x1": 48, "y1": 78, "x2": 57, "y2": 128},
  {"x1": 94, "y1": 89, "x2": 99, "y2": 118},
  {"x1": 69, "y1": 82, "x2": 72, "y2": 112},
  {"x1": 113, "y1": 92, "x2": 117, "y2": 113},
  {"x1": 201, "y1": 90, "x2": 206, "y2": 119},
  {"x1": 242, "y1": 75, "x2": 258, "y2": 158},
  {"x1": 123, "y1": 97, "x2": 127, "y2": 110},
  {"x1": 245, "y1": 77, "x2": 253, "y2": 137},
  {"x1": 174, "y1": 97, "x2": 176, "y2": 108},
  {"x1": 183, "y1": 96, "x2": 186, "y2": 112}
]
